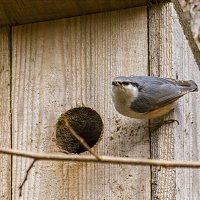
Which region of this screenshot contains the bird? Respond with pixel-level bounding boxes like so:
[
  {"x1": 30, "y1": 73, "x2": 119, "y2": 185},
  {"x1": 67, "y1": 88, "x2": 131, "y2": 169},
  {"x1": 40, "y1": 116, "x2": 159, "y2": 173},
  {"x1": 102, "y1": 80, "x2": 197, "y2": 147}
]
[{"x1": 111, "y1": 76, "x2": 198, "y2": 119}]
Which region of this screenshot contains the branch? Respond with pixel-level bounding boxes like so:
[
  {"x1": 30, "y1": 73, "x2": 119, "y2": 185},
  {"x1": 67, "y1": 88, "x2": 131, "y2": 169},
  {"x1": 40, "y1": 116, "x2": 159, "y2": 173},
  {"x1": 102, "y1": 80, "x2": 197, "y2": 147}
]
[
  {"x1": 1, "y1": 148, "x2": 200, "y2": 168},
  {"x1": 19, "y1": 159, "x2": 36, "y2": 197}
]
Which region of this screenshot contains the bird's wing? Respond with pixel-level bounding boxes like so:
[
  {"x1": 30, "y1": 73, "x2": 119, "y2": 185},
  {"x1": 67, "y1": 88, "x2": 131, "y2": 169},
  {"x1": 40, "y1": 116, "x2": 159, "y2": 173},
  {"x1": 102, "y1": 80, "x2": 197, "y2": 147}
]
[
  {"x1": 130, "y1": 79, "x2": 187, "y2": 113},
  {"x1": 165, "y1": 78, "x2": 198, "y2": 92}
]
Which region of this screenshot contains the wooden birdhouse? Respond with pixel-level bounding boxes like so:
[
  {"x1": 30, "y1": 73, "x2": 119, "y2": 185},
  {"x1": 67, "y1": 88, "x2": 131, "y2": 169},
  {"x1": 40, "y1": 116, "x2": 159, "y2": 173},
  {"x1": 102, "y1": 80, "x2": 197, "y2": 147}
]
[{"x1": 0, "y1": 0, "x2": 200, "y2": 199}]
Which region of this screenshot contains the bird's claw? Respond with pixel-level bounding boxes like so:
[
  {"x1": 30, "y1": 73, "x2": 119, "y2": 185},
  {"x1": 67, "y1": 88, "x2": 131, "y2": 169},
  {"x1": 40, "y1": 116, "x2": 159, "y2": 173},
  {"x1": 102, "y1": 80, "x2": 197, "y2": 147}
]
[{"x1": 148, "y1": 119, "x2": 179, "y2": 130}]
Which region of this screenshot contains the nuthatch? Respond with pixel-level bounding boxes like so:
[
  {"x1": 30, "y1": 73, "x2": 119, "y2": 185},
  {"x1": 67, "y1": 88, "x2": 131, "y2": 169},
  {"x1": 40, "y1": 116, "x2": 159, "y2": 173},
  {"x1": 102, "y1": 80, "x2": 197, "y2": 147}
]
[{"x1": 111, "y1": 76, "x2": 198, "y2": 119}]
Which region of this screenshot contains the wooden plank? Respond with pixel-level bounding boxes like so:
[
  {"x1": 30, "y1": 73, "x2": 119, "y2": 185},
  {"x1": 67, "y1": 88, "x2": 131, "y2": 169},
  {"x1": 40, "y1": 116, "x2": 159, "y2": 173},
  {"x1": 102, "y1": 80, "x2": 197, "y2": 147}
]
[
  {"x1": 149, "y1": 2, "x2": 200, "y2": 199},
  {"x1": 148, "y1": 3, "x2": 176, "y2": 200},
  {"x1": 171, "y1": 4, "x2": 200, "y2": 200},
  {"x1": 172, "y1": 0, "x2": 200, "y2": 69},
  {"x1": 12, "y1": 7, "x2": 150, "y2": 200},
  {"x1": 0, "y1": 27, "x2": 11, "y2": 200},
  {"x1": 0, "y1": 0, "x2": 148, "y2": 26}
]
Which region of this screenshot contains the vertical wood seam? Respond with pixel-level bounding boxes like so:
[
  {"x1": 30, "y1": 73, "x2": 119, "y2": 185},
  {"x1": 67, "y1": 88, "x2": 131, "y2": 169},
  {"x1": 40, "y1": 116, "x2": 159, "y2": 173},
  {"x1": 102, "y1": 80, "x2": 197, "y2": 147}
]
[
  {"x1": 147, "y1": 4, "x2": 153, "y2": 200},
  {"x1": 9, "y1": 26, "x2": 13, "y2": 200}
]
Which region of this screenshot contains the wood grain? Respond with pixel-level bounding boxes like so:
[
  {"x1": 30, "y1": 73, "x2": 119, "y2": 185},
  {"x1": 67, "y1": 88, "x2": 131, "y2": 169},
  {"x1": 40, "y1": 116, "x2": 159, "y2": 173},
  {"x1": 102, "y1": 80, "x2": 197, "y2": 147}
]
[
  {"x1": 0, "y1": 0, "x2": 148, "y2": 26},
  {"x1": 12, "y1": 7, "x2": 150, "y2": 199},
  {"x1": 149, "y1": 2, "x2": 200, "y2": 199},
  {"x1": 171, "y1": 4, "x2": 200, "y2": 200},
  {"x1": 172, "y1": 0, "x2": 200, "y2": 68},
  {"x1": 149, "y1": 3, "x2": 176, "y2": 200},
  {"x1": 0, "y1": 27, "x2": 11, "y2": 200}
]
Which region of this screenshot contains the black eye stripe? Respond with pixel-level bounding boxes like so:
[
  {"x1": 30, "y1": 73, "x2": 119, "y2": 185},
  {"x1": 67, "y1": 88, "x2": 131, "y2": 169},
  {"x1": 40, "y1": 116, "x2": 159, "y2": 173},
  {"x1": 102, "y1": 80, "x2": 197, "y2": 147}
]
[
  {"x1": 121, "y1": 81, "x2": 138, "y2": 87},
  {"x1": 112, "y1": 81, "x2": 139, "y2": 87},
  {"x1": 122, "y1": 81, "x2": 130, "y2": 85}
]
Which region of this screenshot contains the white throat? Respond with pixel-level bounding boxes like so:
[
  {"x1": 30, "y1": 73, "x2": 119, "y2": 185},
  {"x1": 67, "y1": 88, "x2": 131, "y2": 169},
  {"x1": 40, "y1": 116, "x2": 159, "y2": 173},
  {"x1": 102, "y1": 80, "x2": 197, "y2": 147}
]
[{"x1": 111, "y1": 85, "x2": 138, "y2": 116}]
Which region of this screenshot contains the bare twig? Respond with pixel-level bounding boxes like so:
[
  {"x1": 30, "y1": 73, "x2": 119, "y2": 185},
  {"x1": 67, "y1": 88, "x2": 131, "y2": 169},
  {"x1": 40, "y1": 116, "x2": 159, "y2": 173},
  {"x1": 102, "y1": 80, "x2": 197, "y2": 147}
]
[
  {"x1": 63, "y1": 118, "x2": 101, "y2": 160},
  {"x1": 19, "y1": 159, "x2": 37, "y2": 197},
  {"x1": 1, "y1": 148, "x2": 200, "y2": 168}
]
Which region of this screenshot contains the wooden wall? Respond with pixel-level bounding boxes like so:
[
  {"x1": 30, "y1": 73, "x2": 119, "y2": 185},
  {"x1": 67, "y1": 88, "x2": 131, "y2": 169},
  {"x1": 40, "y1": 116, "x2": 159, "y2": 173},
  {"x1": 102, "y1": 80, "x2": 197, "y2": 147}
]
[
  {"x1": 149, "y1": 2, "x2": 200, "y2": 200},
  {"x1": 172, "y1": 4, "x2": 200, "y2": 199},
  {"x1": 149, "y1": 4, "x2": 177, "y2": 199},
  {"x1": 0, "y1": 27, "x2": 11, "y2": 200},
  {"x1": 0, "y1": 2, "x2": 200, "y2": 200},
  {"x1": 0, "y1": 28, "x2": 12, "y2": 199},
  {"x1": 11, "y1": 7, "x2": 150, "y2": 200}
]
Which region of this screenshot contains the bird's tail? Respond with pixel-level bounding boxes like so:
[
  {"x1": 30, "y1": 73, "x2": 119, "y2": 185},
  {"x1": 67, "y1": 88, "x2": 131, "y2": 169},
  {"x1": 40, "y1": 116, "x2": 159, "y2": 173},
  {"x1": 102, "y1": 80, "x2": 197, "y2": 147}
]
[
  {"x1": 166, "y1": 78, "x2": 198, "y2": 92},
  {"x1": 188, "y1": 80, "x2": 198, "y2": 92},
  {"x1": 177, "y1": 80, "x2": 198, "y2": 92}
]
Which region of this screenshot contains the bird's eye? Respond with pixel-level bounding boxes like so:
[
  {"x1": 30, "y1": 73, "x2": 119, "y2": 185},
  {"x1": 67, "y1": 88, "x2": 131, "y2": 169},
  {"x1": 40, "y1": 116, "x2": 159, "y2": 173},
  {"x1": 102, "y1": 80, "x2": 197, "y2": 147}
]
[
  {"x1": 112, "y1": 81, "x2": 116, "y2": 86},
  {"x1": 122, "y1": 81, "x2": 130, "y2": 86}
]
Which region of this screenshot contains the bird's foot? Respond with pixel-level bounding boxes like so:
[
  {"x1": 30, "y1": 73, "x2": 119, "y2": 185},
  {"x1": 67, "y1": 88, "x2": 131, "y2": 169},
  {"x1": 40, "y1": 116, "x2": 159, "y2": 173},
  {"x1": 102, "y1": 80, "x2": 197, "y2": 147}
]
[
  {"x1": 162, "y1": 119, "x2": 179, "y2": 125},
  {"x1": 148, "y1": 119, "x2": 179, "y2": 130}
]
